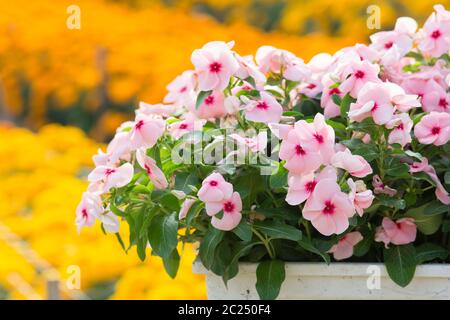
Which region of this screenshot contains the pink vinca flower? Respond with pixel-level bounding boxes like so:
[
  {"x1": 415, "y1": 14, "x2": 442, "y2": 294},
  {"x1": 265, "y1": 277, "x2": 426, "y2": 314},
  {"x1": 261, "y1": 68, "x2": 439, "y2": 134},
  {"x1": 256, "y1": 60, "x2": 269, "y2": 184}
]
[
  {"x1": 168, "y1": 113, "x2": 205, "y2": 139},
  {"x1": 328, "y1": 231, "x2": 363, "y2": 260},
  {"x1": 303, "y1": 179, "x2": 356, "y2": 236},
  {"x1": 93, "y1": 131, "x2": 132, "y2": 166},
  {"x1": 198, "y1": 172, "x2": 233, "y2": 205},
  {"x1": 414, "y1": 112, "x2": 450, "y2": 146},
  {"x1": 375, "y1": 217, "x2": 417, "y2": 248},
  {"x1": 191, "y1": 41, "x2": 239, "y2": 91},
  {"x1": 210, "y1": 192, "x2": 243, "y2": 231},
  {"x1": 163, "y1": 70, "x2": 196, "y2": 107},
  {"x1": 348, "y1": 82, "x2": 395, "y2": 125},
  {"x1": 279, "y1": 128, "x2": 322, "y2": 175},
  {"x1": 320, "y1": 76, "x2": 343, "y2": 118},
  {"x1": 136, "y1": 149, "x2": 168, "y2": 189},
  {"x1": 179, "y1": 198, "x2": 196, "y2": 220},
  {"x1": 234, "y1": 54, "x2": 266, "y2": 84},
  {"x1": 88, "y1": 163, "x2": 134, "y2": 193},
  {"x1": 244, "y1": 91, "x2": 283, "y2": 124},
  {"x1": 422, "y1": 80, "x2": 450, "y2": 113},
  {"x1": 418, "y1": 8, "x2": 450, "y2": 58},
  {"x1": 386, "y1": 113, "x2": 413, "y2": 147},
  {"x1": 286, "y1": 166, "x2": 337, "y2": 206},
  {"x1": 99, "y1": 211, "x2": 120, "y2": 233},
  {"x1": 331, "y1": 149, "x2": 373, "y2": 178},
  {"x1": 229, "y1": 132, "x2": 267, "y2": 153},
  {"x1": 76, "y1": 192, "x2": 104, "y2": 233},
  {"x1": 129, "y1": 114, "x2": 165, "y2": 150},
  {"x1": 410, "y1": 158, "x2": 450, "y2": 205},
  {"x1": 137, "y1": 102, "x2": 176, "y2": 118},
  {"x1": 191, "y1": 91, "x2": 227, "y2": 119},
  {"x1": 347, "y1": 178, "x2": 374, "y2": 216},
  {"x1": 339, "y1": 60, "x2": 380, "y2": 97},
  {"x1": 296, "y1": 113, "x2": 336, "y2": 163},
  {"x1": 372, "y1": 175, "x2": 397, "y2": 196}
]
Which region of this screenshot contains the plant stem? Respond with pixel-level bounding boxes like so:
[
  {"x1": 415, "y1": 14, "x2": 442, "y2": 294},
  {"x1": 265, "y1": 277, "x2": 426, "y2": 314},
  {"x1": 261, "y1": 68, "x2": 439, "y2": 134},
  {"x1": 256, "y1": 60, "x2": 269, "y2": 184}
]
[{"x1": 252, "y1": 227, "x2": 276, "y2": 259}]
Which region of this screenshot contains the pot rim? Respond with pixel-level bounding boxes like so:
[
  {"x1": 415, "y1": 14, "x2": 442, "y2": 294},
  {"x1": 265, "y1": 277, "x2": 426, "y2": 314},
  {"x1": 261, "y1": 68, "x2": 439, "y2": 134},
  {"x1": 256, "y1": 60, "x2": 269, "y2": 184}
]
[{"x1": 193, "y1": 260, "x2": 450, "y2": 278}]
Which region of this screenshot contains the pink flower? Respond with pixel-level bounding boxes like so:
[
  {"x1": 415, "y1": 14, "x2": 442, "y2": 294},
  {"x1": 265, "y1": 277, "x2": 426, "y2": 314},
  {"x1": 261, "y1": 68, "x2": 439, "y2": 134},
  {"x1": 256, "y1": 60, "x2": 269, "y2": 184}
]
[
  {"x1": 414, "y1": 112, "x2": 450, "y2": 146},
  {"x1": 168, "y1": 113, "x2": 205, "y2": 139},
  {"x1": 320, "y1": 76, "x2": 342, "y2": 118},
  {"x1": 286, "y1": 166, "x2": 337, "y2": 206},
  {"x1": 88, "y1": 163, "x2": 134, "y2": 193},
  {"x1": 370, "y1": 17, "x2": 416, "y2": 64},
  {"x1": 137, "y1": 102, "x2": 176, "y2": 118},
  {"x1": 229, "y1": 132, "x2": 267, "y2": 153},
  {"x1": 129, "y1": 114, "x2": 165, "y2": 150},
  {"x1": 328, "y1": 232, "x2": 363, "y2": 260},
  {"x1": 279, "y1": 128, "x2": 322, "y2": 174},
  {"x1": 163, "y1": 70, "x2": 196, "y2": 107},
  {"x1": 198, "y1": 172, "x2": 233, "y2": 205},
  {"x1": 190, "y1": 91, "x2": 227, "y2": 119},
  {"x1": 372, "y1": 175, "x2": 397, "y2": 196},
  {"x1": 418, "y1": 9, "x2": 450, "y2": 57},
  {"x1": 348, "y1": 82, "x2": 394, "y2": 125},
  {"x1": 303, "y1": 179, "x2": 355, "y2": 236},
  {"x1": 339, "y1": 60, "x2": 380, "y2": 97},
  {"x1": 179, "y1": 198, "x2": 196, "y2": 220},
  {"x1": 244, "y1": 91, "x2": 283, "y2": 124},
  {"x1": 347, "y1": 178, "x2": 374, "y2": 216},
  {"x1": 295, "y1": 113, "x2": 335, "y2": 163},
  {"x1": 136, "y1": 149, "x2": 168, "y2": 190},
  {"x1": 255, "y1": 45, "x2": 289, "y2": 74},
  {"x1": 234, "y1": 54, "x2": 266, "y2": 84},
  {"x1": 410, "y1": 158, "x2": 450, "y2": 205},
  {"x1": 99, "y1": 211, "x2": 120, "y2": 233},
  {"x1": 422, "y1": 80, "x2": 450, "y2": 113},
  {"x1": 375, "y1": 217, "x2": 417, "y2": 248},
  {"x1": 76, "y1": 192, "x2": 104, "y2": 233},
  {"x1": 268, "y1": 123, "x2": 293, "y2": 140},
  {"x1": 191, "y1": 41, "x2": 239, "y2": 91},
  {"x1": 210, "y1": 192, "x2": 243, "y2": 231},
  {"x1": 386, "y1": 113, "x2": 413, "y2": 146},
  {"x1": 94, "y1": 131, "x2": 132, "y2": 166},
  {"x1": 331, "y1": 149, "x2": 373, "y2": 178}
]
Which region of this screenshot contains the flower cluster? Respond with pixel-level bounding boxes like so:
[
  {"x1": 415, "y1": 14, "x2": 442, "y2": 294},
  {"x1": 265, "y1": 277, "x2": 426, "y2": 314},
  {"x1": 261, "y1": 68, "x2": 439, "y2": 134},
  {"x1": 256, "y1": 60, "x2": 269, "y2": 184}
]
[{"x1": 79, "y1": 5, "x2": 450, "y2": 299}]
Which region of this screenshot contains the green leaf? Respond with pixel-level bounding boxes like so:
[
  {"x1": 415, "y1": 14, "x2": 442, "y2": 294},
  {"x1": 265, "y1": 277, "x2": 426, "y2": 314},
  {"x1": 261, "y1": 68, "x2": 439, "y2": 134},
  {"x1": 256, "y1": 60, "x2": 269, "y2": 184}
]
[
  {"x1": 341, "y1": 138, "x2": 364, "y2": 149},
  {"x1": 199, "y1": 227, "x2": 224, "y2": 270},
  {"x1": 151, "y1": 190, "x2": 180, "y2": 212},
  {"x1": 297, "y1": 237, "x2": 330, "y2": 263},
  {"x1": 163, "y1": 248, "x2": 180, "y2": 278},
  {"x1": 269, "y1": 165, "x2": 288, "y2": 189},
  {"x1": 353, "y1": 231, "x2": 373, "y2": 257},
  {"x1": 282, "y1": 111, "x2": 303, "y2": 117},
  {"x1": 175, "y1": 172, "x2": 200, "y2": 195},
  {"x1": 384, "y1": 157, "x2": 410, "y2": 178},
  {"x1": 445, "y1": 172, "x2": 450, "y2": 185},
  {"x1": 148, "y1": 213, "x2": 178, "y2": 259},
  {"x1": 378, "y1": 195, "x2": 406, "y2": 210},
  {"x1": 353, "y1": 144, "x2": 379, "y2": 162},
  {"x1": 222, "y1": 241, "x2": 259, "y2": 284},
  {"x1": 340, "y1": 93, "x2": 354, "y2": 118},
  {"x1": 196, "y1": 90, "x2": 212, "y2": 109},
  {"x1": 136, "y1": 236, "x2": 147, "y2": 261},
  {"x1": 406, "y1": 201, "x2": 449, "y2": 235},
  {"x1": 415, "y1": 243, "x2": 448, "y2": 264},
  {"x1": 256, "y1": 260, "x2": 285, "y2": 300},
  {"x1": 254, "y1": 220, "x2": 302, "y2": 241},
  {"x1": 384, "y1": 244, "x2": 416, "y2": 287},
  {"x1": 232, "y1": 220, "x2": 253, "y2": 242},
  {"x1": 331, "y1": 94, "x2": 342, "y2": 106},
  {"x1": 110, "y1": 203, "x2": 127, "y2": 217},
  {"x1": 442, "y1": 219, "x2": 450, "y2": 233}
]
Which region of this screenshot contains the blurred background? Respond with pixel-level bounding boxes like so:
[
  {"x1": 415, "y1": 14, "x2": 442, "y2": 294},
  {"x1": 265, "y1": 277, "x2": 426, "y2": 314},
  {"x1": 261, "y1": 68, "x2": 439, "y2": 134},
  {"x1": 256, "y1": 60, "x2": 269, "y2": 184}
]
[{"x1": 0, "y1": 0, "x2": 442, "y2": 299}]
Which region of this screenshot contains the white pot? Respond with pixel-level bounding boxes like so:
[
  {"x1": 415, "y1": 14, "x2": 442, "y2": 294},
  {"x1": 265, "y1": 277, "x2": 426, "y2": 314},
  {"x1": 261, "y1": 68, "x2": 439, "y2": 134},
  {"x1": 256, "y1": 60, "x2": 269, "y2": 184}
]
[{"x1": 193, "y1": 262, "x2": 450, "y2": 299}]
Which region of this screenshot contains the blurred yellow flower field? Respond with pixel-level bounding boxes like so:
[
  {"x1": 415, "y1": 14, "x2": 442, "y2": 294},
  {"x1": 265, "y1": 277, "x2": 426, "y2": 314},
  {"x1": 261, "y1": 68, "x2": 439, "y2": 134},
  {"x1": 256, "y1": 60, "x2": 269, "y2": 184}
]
[
  {"x1": 0, "y1": 0, "x2": 354, "y2": 140},
  {"x1": 0, "y1": 124, "x2": 206, "y2": 299}
]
